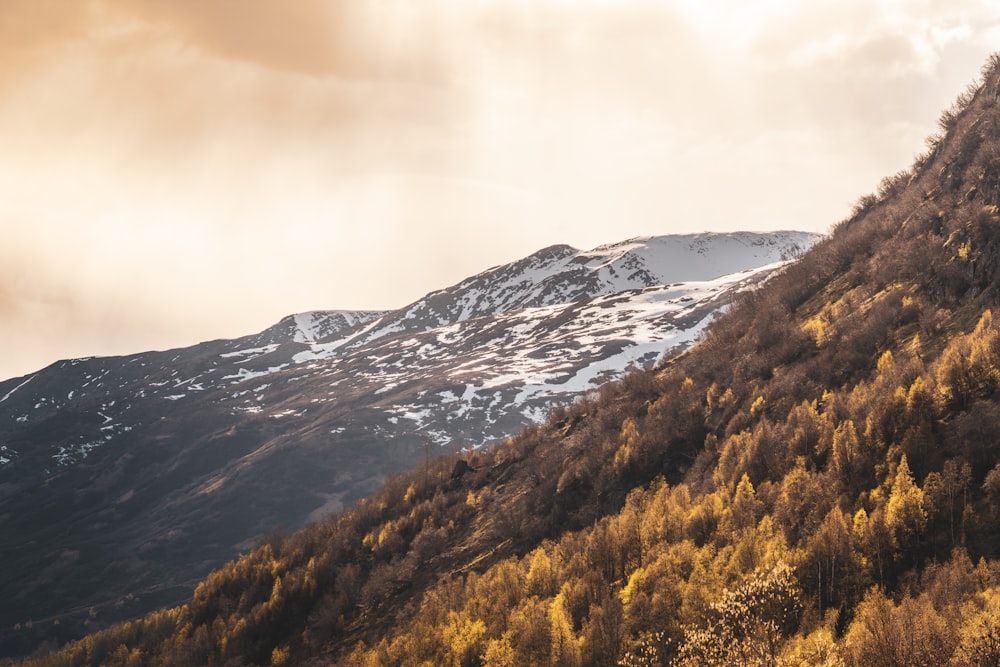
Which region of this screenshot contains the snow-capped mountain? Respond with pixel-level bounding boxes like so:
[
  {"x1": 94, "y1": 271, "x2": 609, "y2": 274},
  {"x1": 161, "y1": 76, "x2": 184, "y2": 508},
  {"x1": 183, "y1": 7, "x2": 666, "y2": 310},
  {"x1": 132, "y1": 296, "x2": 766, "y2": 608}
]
[
  {"x1": 318, "y1": 231, "x2": 817, "y2": 350},
  {"x1": 0, "y1": 231, "x2": 819, "y2": 654}
]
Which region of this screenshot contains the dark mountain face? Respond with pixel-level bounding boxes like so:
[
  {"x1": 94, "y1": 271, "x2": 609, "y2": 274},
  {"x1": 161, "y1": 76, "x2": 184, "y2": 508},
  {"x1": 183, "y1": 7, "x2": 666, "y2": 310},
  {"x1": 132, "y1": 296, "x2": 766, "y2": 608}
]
[
  {"x1": 0, "y1": 233, "x2": 816, "y2": 657},
  {"x1": 17, "y1": 55, "x2": 1000, "y2": 667}
]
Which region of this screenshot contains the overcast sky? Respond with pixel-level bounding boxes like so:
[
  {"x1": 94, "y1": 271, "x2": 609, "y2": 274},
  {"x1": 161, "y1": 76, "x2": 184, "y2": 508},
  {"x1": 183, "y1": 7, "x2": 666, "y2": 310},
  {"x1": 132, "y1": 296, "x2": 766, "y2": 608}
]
[{"x1": 2, "y1": 0, "x2": 999, "y2": 381}]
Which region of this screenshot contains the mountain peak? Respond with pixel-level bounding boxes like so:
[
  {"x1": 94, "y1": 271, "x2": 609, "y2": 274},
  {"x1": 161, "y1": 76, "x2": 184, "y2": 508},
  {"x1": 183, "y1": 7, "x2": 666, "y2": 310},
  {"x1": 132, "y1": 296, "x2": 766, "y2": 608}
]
[{"x1": 336, "y1": 231, "x2": 821, "y2": 351}]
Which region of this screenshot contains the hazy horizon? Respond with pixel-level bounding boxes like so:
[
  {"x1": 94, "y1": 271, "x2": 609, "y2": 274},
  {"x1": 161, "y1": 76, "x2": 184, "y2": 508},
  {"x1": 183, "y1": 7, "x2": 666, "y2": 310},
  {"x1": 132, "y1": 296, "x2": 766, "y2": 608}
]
[{"x1": 3, "y1": 1, "x2": 1000, "y2": 381}]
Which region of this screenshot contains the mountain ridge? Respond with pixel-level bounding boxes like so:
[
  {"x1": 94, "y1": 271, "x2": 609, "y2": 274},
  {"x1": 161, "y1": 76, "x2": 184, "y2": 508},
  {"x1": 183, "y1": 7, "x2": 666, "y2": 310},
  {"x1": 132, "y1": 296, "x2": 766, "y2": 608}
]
[
  {"x1": 0, "y1": 231, "x2": 817, "y2": 658},
  {"x1": 291, "y1": 230, "x2": 819, "y2": 354}
]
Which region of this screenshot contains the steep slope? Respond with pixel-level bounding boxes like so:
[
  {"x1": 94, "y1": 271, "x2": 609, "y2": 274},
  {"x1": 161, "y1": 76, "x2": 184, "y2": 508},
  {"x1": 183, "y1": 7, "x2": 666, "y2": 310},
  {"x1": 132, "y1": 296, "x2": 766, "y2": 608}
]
[
  {"x1": 0, "y1": 233, "x2": 816, "y2": 658},
  {"x1": 20, "y1": 54, "x2": 1000, "y2": 667}
]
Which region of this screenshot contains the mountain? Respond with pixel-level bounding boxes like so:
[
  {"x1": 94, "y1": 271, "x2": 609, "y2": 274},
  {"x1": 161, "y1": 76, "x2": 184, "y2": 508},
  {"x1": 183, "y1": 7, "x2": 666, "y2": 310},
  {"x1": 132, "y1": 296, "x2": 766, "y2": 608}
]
[
  {"x1": 16, "y1": 54, "x2": 1000, "y2": 667},
  {"x1": 0, "y1": 231, "x2": 817, "y2": 657}
]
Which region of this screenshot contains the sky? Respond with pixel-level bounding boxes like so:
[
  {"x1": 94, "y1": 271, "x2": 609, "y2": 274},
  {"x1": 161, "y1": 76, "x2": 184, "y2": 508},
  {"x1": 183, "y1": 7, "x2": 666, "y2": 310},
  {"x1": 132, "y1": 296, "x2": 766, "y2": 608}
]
[{"x1": 2, "y1": 0, "x2": 1000, "y2": 382}]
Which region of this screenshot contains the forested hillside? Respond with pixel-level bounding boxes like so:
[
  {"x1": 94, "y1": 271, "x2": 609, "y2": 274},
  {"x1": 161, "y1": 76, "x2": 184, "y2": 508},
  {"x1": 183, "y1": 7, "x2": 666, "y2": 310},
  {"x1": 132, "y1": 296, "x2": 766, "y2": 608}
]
[{"x1": 14, "y1": 54, "x2": 1000, "y2": 667}]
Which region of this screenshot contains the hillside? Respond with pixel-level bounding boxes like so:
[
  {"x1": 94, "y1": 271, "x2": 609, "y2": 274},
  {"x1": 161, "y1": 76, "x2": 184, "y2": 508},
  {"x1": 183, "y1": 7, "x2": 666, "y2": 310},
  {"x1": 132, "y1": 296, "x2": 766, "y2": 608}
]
[
  {"x1": 0, "y1": 63, "x2": 980, "y2": 667},
  {"x1": 0, "y1": 233, "x2": 816, "y2": 658},
  {"x1": 15, "y1": 55, "x2": 1000, "y2": 666},
  {"x1": 14, "y1": 53, "x2": 1000, "y2": 667}
]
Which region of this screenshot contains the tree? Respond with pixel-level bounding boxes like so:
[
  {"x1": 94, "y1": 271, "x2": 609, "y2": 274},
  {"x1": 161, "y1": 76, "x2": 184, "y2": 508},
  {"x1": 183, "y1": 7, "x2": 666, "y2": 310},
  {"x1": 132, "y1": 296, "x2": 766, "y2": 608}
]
[
  {"x1": 527, "y1": 549, "x2": 557, "y2": 598},
  {"x1": 803, "y1": 508, "x2": 859, "y2": 615},
  {"x1": 549, "y1": 591, "x2": 582, "y2": 667},
  {"x1": 841, "y1": 589, "x2": 953, "y2": 667},
  {"x1": 951, "y1": 590, "x2": 1000, "y2": 667},
  {"x1": 731, "y1": 474, "x2": 763, "y2": 533},
  {"x1": 924, "y1": 458, "x2": 972, "y2": 547},
  {"x1": 441, "y1": 611, "x2": 487, "y2": 667},
  {"x1": 852, "y1": 508, "x2": 891, "y2": 588},
  {"x1": 675, "y1": 563, "x2": 802, "y2": 667},
  {"x1": 884, "y1": 455, "x2": 927, "y2": 555}
]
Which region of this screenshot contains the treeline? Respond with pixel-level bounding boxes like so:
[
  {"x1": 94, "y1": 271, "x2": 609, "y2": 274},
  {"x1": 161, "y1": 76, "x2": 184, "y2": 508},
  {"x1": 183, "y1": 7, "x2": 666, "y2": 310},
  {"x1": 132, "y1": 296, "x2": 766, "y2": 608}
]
[{"x1": 12, "y1": 53, "x2": 1000, "y2": 667}]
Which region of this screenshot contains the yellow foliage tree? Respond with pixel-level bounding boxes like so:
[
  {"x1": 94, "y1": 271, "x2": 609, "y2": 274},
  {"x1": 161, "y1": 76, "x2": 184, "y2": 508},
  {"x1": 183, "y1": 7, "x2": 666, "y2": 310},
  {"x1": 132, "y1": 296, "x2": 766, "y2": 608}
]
[
  {"x1": 481, "y1": 636, "x2": 517, "y2": 667},
  {"x1": 441, "y1": 611, "x2": 487, "y2": 667},
  {"x1": 885, "y1": 455, "x2": 927, "y2": 550},
  {"x1": 527, "y1": 549, "x2": 556, "y2": 598},
  {"x1": 549, "y1": 591, "x2": 582, "y2": 666},
  {"x1": 732, "y1": 473, "x2": 763, "y2": 532}
]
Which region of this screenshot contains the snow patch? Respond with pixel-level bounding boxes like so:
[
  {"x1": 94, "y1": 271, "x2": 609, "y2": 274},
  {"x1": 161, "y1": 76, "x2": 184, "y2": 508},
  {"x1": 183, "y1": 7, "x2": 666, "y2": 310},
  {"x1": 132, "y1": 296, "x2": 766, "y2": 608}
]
[
  {"x1": 270, "y1": 409, "x2": 306, "y2": 419},
  {"x1": 223, "y1": 365, "x2": 288, "y2": 382},
  {"x1": 220, "y1": 344, "x2": 280, "y2": 359},
  {"x1": 1, "y1": 376, "x2": 35, "y2": 403}
]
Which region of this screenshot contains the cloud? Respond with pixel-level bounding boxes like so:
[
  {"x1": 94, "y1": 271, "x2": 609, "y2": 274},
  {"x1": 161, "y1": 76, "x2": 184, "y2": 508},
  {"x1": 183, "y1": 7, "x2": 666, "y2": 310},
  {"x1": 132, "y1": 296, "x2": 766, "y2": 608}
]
[
  {"x1": 0, "y1": 0, "x2": 91, "y2": 65},
  {"x1": 0, "y1": 0, "x2": 453, "y2": 84},
  {"x1": 101, "y1": 0, "x2": 444, "y2": 81},
  {"x1": 1, "y1": 1, "x2": 999, "y2": 380}
]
